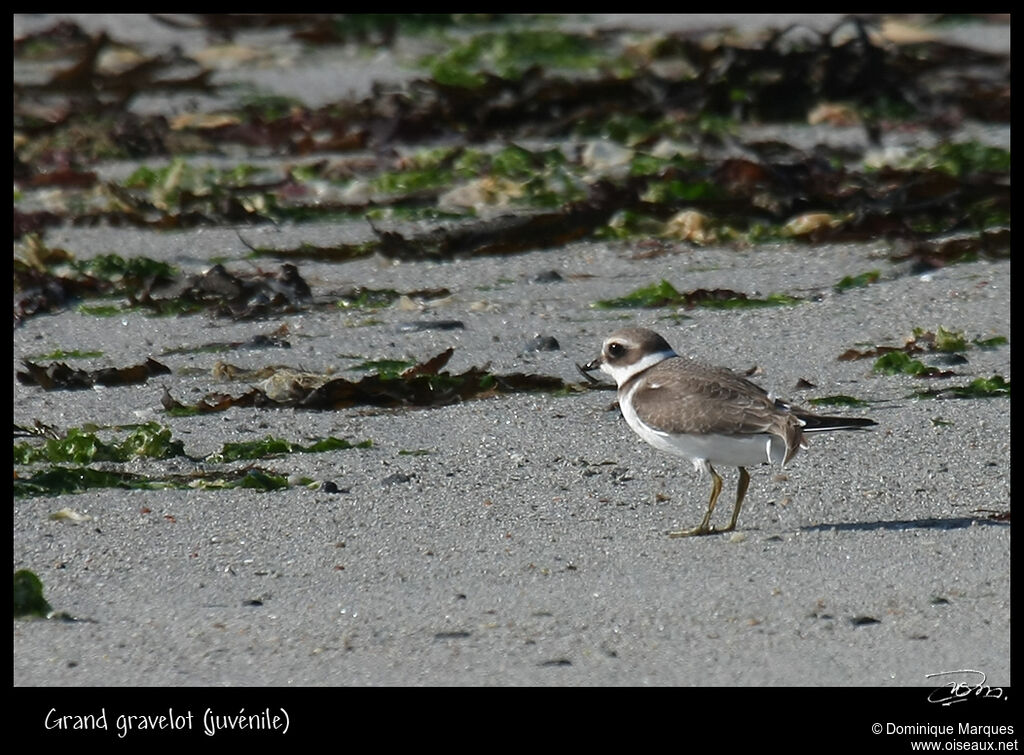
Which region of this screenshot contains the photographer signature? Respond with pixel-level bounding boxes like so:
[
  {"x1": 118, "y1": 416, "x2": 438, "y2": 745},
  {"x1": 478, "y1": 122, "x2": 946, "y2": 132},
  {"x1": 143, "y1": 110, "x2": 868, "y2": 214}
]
[{"x1": 926, "y1": 669, "x2": 1006, "y2": 706}]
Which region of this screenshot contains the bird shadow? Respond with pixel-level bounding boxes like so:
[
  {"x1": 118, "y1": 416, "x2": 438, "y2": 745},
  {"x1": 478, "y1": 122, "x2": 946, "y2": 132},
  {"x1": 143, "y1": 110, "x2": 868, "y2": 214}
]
[{"x1": 799, "y1": 516, "x2": 1009, "y2": 533}]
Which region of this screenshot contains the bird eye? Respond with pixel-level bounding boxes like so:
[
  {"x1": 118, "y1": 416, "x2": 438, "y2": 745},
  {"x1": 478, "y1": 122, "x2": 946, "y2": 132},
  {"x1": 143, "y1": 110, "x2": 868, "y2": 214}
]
[{"x1": 607, "y1": 342, "x2": 625, "y2": 358}]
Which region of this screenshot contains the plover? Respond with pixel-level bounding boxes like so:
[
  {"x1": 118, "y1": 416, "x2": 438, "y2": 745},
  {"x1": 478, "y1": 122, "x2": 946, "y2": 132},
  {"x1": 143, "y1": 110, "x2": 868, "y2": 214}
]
[{"x1": 582, "y1": 327, "x2": 876, "y2": 537}]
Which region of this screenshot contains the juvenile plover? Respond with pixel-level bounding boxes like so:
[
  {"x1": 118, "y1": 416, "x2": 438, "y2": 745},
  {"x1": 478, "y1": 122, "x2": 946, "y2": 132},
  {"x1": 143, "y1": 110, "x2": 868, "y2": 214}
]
[{"x1": 583, "y1": 327, "x2": 876, "y2": 536}]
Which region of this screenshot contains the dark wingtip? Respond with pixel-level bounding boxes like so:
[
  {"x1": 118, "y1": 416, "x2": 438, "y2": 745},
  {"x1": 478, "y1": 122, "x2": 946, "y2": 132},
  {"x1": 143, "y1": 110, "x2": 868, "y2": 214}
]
[{"x1": 799, "y1": 414, "x2": 878, "y2": 431}]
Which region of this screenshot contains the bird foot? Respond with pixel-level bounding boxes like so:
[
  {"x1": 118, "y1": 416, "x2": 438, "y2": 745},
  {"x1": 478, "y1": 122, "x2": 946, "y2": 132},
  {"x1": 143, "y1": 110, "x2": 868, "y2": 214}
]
[{"x1": 667, "y1": 523, "x2": 734, "y2": 538}]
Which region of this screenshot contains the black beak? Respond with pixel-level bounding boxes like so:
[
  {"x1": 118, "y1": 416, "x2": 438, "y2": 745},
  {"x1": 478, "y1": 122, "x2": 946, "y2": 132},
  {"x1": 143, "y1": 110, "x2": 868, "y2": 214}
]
[{"x1": 576, "y1": 356, "x2": 606, "y2": 385}]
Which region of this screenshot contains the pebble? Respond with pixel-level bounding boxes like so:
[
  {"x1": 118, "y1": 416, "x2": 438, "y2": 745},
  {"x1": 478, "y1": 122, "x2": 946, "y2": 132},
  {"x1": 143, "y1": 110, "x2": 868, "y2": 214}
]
[
  {"x1": 395, "y1": 320, "x2": 465, "y2": 332},
  {"x1": 522, "y1": 335, "x2": 560, "y2": 353},
  {"x1": 530, "y1": 270, "x2": 564, "y2": 284}
]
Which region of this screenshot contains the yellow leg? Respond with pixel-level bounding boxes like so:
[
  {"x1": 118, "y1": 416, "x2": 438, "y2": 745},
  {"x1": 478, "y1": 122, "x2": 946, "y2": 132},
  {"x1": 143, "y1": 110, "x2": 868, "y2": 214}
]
[
  {"x1": 719, "y1": 466, "x2": 750, "y2": 533},
  {"x1": 668, "y1": 464, "x2": 723, "y2": 537}
]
